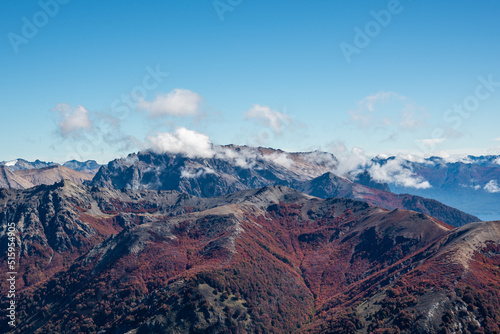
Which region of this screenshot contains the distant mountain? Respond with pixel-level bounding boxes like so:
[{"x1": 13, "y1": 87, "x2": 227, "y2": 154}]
[
  {"x1": 91, "y1": 148, "x2": 479, "y2": 227},
  {"x1": 370, "y1": 156, "x2": 500, "y2": 221},
  {"x1": 62, "y1": 159, "x2": 101, "y2": 174},
  {"x1": 1, "y1": 181, "x2": 499, "y2": 333},
  {"x1": 0, "y1": 158, "x2": 58, "y2": 172},
  {"x1": 298, "y1": 172, "x2": 480, "y2": 227},
  {"x1": 1, "y1": 158, "x2": 101, "y2": 174},
  {"x1": 90, "y1": 146, "x2": 338, "y2": 194}
]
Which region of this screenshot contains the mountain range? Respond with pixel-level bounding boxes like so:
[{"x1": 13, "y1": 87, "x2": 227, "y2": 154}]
[
  {"x1": 3, "y1": 148, "x2": 498, "y2": 225},
  {"x1": 0, "y1": 159, "x2": 100, "y2": 174},
  {"x1": 1, "y1": 181, "x2": 499, "y2": 333},
  {"x1": 372, "y1": 156, "x2": 500, "y2": 221},
  {"x1": 90, "y1": 147, "x2": 480, "y2": 227},
  {"x1": 0, "y1": 165, "x2": 93, "y2": 189}
]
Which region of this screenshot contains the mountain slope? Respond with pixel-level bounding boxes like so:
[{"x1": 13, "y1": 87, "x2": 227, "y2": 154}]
[
  {"x1": 0, "y1": 180, "x2": 213, "y2": 293},
  {"x1": 0, "y1": 165, "x2": 34, "y2": 189},
  {"x1": 0, "y1": 165, "x2": 95, "y2": 190},
  {"x1": 14, "y1": 165, "x2": 94, "y2": 186},
  {"x1": 1, "y1": 182, "x2": 499, "y2": 332}
]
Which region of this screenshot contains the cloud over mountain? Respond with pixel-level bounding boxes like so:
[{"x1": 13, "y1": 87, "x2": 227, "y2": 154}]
[{"x1": 147, "y1": 127, "x2": 215, "y2": 158}]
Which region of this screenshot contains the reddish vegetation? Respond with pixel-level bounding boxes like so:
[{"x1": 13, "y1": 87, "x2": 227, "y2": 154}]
[
  {"x1": 78, "y1": 212, "x2": 123, "y2": 236},
  {"x1": 1, "y1": 184, "x2": 499, "y2": 333}
]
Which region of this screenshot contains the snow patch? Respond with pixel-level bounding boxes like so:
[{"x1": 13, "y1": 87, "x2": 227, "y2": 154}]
[{"x1": 4, "y1": 160, "x2": 18, "y2": 167}]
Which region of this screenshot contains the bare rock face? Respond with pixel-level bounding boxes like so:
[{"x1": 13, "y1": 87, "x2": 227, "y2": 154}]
[{"x1": 1, "y1": 181, "x2": 500, "y2": 333}]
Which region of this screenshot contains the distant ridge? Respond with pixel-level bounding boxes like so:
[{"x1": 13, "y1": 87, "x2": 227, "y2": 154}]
[
  {"x1": 14, "y1": 165, "x2": 94, "y2": 186},
  {"x1": 0, "y1": 158, "x2": 100, "y2": 174},
  {"x1": 0, "y1": 159, "x2": 100, "y2": 190}
]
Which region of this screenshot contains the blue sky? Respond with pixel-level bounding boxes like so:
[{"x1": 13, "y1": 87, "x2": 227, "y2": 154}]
[{"x1": 1, "y1": 0, "x2": 500, "y2": 163}]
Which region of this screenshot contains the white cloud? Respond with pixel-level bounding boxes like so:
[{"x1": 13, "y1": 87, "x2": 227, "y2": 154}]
[
  {"x1": 211, "y1": 145, "x2": 296, "y2": 170},
  {"x1": 53, "y1": 103, "x2": 93, "y2": 138},
  {"x1": 138, "y1": 89, "x2": 203, "y2": 117},
  {"x1": 245, "y1": 104, "x2": 290, "y2": 133},
  {"x1": 367, "y1": 158, "x2": 431, "y2": 189},
  {"x1": 262, "y1": 152, "x2": 294, "y2": 168},
  {"x1": 180, "y1": 167, "x2": 216, "y2": 179},
  {"x1": 324, "y1": 141, "x2": 370, "y2": 176},
  {"x1": 302, "y1": 151, "x2": 338, "y2": 171},
  {"x1": 214, "y1": 146, "x2": 264, "y2": 169},
  {"x1": 331, "y1": 146, "x2": 370, "y2": 177},
  {"x1": 322, "y1": 141, "x2": 431, "y2": 189},
  {"x1": 484, "y1": 180, "x2": 500, "y2": 193},
  {"x1": 214, "y1": 147, "x2": 254, "y2": 168},
  {"x1": 147, "y1": 127, "x2": 215, "y2": 158}
]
